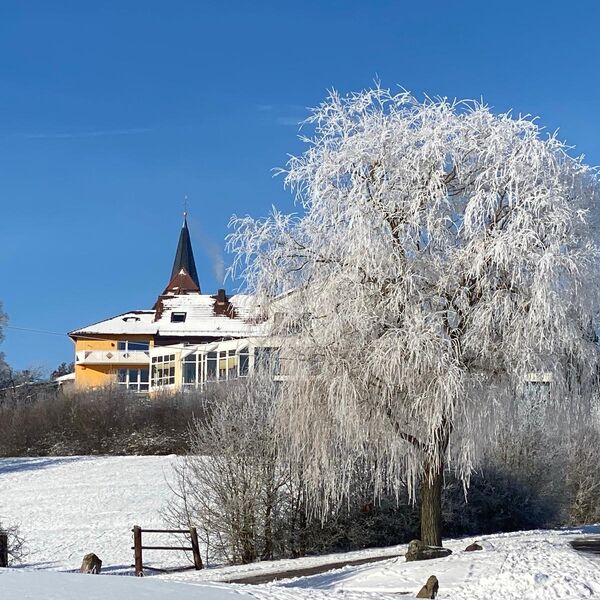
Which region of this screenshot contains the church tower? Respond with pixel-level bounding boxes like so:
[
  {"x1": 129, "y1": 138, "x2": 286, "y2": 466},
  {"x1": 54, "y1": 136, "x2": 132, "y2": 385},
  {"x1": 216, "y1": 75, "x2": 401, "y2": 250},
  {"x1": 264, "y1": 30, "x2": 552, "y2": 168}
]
[
  {"x1": 159, "y1": 213, "x2": 201, "y2": 297},
  {"x1": 170, "y1": 212, "x2": 200, "y2": 291}
]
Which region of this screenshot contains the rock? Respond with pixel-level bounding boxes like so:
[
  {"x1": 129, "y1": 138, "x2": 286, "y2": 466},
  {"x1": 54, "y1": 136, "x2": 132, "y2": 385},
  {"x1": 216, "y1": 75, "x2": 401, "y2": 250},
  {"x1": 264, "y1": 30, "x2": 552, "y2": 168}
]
[
  {"x1": 416, "y1": 575, "x2": 439, "y2": 599},
  {"x1": 80, "y1": 553, "x2": 102, "y2": 574},
  {"x1": 465, "y1": 542, "x2": 483, "y2": 552},
  {"x1": 405, "y1": 539, "x2": 424, "y2": 561},
  {"x1": 405, "y1": 539, "x2": 452, "y2": 562}
]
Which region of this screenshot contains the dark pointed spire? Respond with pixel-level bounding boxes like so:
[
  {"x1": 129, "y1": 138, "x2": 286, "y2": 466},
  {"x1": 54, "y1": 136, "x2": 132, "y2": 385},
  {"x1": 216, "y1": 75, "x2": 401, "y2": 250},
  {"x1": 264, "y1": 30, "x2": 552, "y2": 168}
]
[{"x1": 170, "y1": 212, "x2": 201, "y2": 292}]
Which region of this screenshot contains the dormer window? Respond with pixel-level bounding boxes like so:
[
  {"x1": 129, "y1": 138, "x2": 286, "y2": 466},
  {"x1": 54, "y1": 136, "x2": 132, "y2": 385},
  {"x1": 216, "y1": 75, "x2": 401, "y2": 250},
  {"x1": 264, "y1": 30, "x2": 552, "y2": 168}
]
[{"x1": 171, "y1": 312, "x2": 187, "y2": 323}]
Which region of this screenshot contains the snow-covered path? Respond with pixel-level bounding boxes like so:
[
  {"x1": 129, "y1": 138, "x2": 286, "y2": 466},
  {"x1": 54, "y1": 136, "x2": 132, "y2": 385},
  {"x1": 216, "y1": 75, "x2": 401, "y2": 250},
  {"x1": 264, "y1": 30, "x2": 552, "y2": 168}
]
[{"x1": 266, "y1": 530, "x2": 600, "y2": 599}]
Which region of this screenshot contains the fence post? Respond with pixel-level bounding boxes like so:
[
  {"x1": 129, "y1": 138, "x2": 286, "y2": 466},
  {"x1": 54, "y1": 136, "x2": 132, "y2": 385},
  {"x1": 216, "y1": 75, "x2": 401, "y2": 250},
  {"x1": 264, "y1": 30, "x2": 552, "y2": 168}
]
[
  {"x1": 0, "y1": 533, "x2": 8, "y2": 568},
  {"x1": 133, "y1": 526, "x2": 143, "y2": 576},
  {"x1": 190, "y1": 527, "x2": 203, "y2": 570}
]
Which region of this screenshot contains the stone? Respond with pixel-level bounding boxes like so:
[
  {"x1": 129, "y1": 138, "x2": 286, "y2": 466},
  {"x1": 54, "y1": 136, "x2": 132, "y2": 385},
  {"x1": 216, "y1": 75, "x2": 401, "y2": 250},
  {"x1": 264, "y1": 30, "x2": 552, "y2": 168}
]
[
  {"x1": 80, "y1": 553, "x2": 102, "y2": 574},
  {"x1": 405, "y1": 539, "x2": 452, "y2": 562},
  {"x1": 465, "y1": 542, "x2": 483, "y2": 552},
  {"x1": 416, "y1": 575, "x2": 439, "y2": 599},
  {"x1": 405, "y1": 539, "x2": 425, "y2": 561}
]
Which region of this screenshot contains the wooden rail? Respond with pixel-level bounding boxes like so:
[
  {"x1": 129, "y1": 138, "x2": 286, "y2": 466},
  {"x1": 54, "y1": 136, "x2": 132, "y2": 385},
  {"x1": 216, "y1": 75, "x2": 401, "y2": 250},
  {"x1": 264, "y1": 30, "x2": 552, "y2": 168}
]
[{"x1": 132, "y1": 525, "x2": 203, "y2": 576}]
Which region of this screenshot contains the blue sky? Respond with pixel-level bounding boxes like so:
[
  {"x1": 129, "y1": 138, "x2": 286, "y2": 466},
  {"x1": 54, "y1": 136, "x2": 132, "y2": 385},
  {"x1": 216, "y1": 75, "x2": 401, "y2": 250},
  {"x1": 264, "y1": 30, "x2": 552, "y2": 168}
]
[{"x1": 1, "y1": 1, "x2": 600, "y2": 372}]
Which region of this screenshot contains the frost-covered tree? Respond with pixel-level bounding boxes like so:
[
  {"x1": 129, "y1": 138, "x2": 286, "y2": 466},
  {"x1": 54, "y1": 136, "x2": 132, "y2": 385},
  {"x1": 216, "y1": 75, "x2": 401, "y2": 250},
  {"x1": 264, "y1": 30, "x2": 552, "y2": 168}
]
[{"x1": 228, "y1": 87, "x2": 600, "y2": 546}]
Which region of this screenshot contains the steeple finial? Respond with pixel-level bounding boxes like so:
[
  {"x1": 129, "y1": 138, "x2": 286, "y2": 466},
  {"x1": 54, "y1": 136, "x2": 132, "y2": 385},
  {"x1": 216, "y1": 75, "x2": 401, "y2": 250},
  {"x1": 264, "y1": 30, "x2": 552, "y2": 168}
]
[{"x1": 183, "y1": 195, "x2": 188, "y2": 225}]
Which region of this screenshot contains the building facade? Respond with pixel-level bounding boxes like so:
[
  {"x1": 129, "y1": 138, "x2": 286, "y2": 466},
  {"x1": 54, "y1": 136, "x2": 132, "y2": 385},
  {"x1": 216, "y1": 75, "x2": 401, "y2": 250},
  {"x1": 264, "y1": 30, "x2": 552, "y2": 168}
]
[{"x1": 69, "y1": 215, "x2": 270, "y2": 393}]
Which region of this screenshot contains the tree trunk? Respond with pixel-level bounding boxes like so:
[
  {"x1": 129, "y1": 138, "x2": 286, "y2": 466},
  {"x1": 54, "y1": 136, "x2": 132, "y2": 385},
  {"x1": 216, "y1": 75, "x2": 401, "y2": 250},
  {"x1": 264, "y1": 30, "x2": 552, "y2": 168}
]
[
  {"x1": 261, "y1": 501, "x2": 273, "y2": 561},
  {"x1": 419, "y1": 416, "x2": 451, "y2": 547},
  {"x1": 420, "y1": 459, "x2": 443, "y2": 547},
  {"x1": 389, "y1": 412, "x2": 451, "y2": 548}
]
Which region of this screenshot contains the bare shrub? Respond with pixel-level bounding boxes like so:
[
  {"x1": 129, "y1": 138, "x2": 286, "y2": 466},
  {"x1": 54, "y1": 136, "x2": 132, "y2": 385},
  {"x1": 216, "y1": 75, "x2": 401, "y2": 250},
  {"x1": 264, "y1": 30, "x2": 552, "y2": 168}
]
[
  {"x1": 0, "y1": 520, "x2": 26, "y2": 565},
  {"x1": 0, "y1": 387, "x2": 209, "y2": 456},
  {"x1": 566, "y1": 426, "x2": 600, "y2": 525},
  {"x1": 165, "y1": 372, "x2": 289, "y2": 564}
]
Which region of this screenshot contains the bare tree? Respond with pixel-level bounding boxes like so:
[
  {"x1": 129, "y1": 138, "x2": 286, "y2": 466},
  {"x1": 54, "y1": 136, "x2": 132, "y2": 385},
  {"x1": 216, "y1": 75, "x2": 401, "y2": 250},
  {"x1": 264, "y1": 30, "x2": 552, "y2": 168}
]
[
  {"x1": 228, "y1": 86, "x2": 600, "y2": 546},
  {"x1": 0, "y1": 303, "x2": 11, "y2": 388},
  {"x1": 166, "y1": 370, "x2": 289, "y2": 564}
]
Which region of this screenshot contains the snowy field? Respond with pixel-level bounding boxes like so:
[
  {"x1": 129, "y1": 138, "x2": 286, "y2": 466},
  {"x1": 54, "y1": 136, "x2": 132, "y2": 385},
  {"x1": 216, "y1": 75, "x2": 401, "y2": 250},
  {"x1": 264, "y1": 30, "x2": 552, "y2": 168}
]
[{"x1": 2, "y1": 456, "x2": 600, "y2": 599}]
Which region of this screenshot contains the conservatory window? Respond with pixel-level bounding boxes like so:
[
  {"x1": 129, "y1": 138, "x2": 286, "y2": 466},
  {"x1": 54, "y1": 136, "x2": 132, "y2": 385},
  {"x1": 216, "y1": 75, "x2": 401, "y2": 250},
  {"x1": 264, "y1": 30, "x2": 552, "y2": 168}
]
[
  {"x1": 254, "y1": 347, "x2": 280, "y2": 374},
  {"x1": 117, "y1": 367, "x2": 149, "y2": 392},
  {"x1": 206, "y1": 352, "x2": 217, "y2": 380},
  {"x1": 238, "y1": 349, "x2": 250, "y2": 376},
  {"x1": 183, "y1": 355, "x2": 197, "y2": 385},
  {"x1": 151, "y1": 354, "x2": 176, "y2": 386}
]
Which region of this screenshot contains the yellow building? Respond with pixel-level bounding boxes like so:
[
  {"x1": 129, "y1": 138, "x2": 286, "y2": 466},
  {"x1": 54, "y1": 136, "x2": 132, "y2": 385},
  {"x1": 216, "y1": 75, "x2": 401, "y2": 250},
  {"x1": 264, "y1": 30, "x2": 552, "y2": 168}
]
[{"x1": 69, "y1": 215, "x2": 265, "y2": 392}]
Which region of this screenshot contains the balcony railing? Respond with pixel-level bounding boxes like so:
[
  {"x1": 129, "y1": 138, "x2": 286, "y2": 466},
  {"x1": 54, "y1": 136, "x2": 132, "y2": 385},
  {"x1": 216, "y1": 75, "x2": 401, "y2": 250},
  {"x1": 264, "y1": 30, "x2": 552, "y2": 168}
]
[{"x1": 76, "y1": 350, "x2": 150, "y2": 365}]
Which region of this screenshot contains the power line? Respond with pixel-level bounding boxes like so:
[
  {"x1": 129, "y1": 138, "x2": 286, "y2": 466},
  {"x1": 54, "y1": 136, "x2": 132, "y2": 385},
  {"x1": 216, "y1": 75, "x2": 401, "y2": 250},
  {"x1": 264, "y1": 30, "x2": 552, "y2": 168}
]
[{"x1": 5, "y1": 325, "x2": 66, "y2": 337}]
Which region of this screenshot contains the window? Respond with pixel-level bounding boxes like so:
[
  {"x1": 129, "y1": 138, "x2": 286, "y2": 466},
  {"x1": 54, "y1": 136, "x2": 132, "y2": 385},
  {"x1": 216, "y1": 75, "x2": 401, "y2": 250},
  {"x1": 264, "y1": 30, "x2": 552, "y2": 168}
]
[
  {"x1": 171, "y1": 312, "x2": 187, "y2": 323},
  {"x1": 117, "y1": 340, "x2": 150, "y2": 352},
  {"x1": 255, "y1": 347, "x2": 280, "y2": 374},
  {"x1": 151, "y1": 354, "x2": 176, "y2": 387},
  {"x1": 218, "y1": 352, "x2": 228, "y2": 379},
  {"x1": 117, "y1": 368, "x2": 149, "y2": 392},
  {"x1": 239, "y1": 349, "x2": 250, "y2": 376},
  {"x1": 183, "y1": 355, "x2": 198, "y2": 386},
  {"x1": 206, "y1": 352, "x2": 217, "y2": 380}
]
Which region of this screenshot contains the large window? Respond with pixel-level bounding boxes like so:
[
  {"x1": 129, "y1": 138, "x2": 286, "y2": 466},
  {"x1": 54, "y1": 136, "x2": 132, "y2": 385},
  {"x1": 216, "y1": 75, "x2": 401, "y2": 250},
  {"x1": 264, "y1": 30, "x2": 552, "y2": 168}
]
[
  {"x1": 183, "y1": 354, "x2": 199, "y2": 386},
  {"x1": 117, "y1": 340, "x2": 150, "y2": 352},
  {"x1": 117, "y1": 368, "x2": 149, "y2": 392},
  {"x1": 151, "y1": 354, "x2": 176, "y2": 387},
  {"x1": 181, "y1": 346, "x2": 251, "y2": 389},
  {"x1": 186, "y1": 352, "x2": 249, "y2": 388}
]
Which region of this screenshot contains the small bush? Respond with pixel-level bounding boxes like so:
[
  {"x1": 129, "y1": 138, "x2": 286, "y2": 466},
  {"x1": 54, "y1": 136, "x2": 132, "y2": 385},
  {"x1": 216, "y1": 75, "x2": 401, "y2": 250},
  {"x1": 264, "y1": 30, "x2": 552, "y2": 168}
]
[
  {"x1": 566, "y1": 427, "x2": 600, "y2": 525},
  {"x1": 0, "y1": 520, "x2": 25, "y2": 565}
]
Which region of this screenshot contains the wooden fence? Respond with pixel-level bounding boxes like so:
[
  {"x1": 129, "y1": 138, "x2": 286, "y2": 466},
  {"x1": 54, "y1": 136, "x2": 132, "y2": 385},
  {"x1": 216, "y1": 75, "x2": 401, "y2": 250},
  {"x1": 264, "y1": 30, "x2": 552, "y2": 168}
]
[
  {"x1": 0, "y1": 533, "x2": 7, "y2": 568},
  {"x1": 132, "y1": 525, "x2": 203, "y2": 576}
]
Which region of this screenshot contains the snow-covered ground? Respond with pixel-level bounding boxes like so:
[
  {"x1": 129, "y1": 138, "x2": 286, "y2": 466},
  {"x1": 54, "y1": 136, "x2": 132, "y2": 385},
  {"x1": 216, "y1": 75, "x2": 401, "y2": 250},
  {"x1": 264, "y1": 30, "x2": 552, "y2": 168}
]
[
  {"x1": 0, "y1": 455, "x2": 178, "y2": 571},
  {"x1": 2, "y1": 456, "x2": 600, "y2": 599},
  {"x1": 273, "y1": 530, "x2": 600, "y2": 599}
]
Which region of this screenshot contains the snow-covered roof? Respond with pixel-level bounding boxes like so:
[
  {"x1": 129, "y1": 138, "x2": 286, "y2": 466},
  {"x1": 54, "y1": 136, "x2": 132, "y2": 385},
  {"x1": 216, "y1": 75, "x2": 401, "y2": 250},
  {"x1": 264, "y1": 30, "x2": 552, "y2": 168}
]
[
  {"x1": 154, "y1": 293, "x2": 262, "y2": 337},
  {"x1": 69, "y1": 294, "x2": 265, "y2": 339},
  {"x1": 229, "y1": 294, "x2": 258, "y2": 320},
  {"x1": 54, "y1": 372, "x2": 76, "y2": 383},
  {"x1": 69, "y1": 311, "x2": 158, "y2": 337}
]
